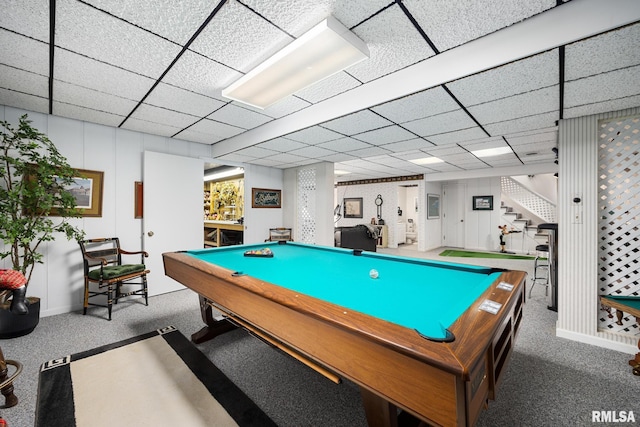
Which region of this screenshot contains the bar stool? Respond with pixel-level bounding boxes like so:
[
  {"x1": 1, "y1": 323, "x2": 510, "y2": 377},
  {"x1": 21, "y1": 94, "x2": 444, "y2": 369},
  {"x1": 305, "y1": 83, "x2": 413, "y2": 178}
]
[{"x1": 529, "y1": 244, "x2": 549, "y2": 297}]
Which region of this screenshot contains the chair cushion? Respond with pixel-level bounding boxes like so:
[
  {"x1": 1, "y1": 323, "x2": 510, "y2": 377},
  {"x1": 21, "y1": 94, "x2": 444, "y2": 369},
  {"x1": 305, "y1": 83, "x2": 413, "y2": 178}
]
[{"x1": 88, "y1": 264, "x2": 146, "y2": 280}]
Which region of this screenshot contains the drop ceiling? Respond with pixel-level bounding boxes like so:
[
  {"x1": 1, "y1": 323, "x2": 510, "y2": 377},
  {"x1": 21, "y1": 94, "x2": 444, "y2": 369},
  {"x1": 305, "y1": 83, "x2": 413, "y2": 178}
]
[{"x1": 1, "y1": 0, "x2": 639, "y2": 182}]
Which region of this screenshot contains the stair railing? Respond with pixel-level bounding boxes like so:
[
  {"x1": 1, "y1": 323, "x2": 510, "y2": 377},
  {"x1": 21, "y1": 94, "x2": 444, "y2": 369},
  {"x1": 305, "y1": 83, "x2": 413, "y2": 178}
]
[{"x1": 500, "y1": 177, "x2": 557, "y2": 223}]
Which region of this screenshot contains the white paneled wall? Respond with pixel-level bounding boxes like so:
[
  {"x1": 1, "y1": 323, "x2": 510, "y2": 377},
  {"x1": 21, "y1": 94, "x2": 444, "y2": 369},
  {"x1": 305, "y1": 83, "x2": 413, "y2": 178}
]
[
  {"x1": 557, "y1": 106, "x2": 640, "y2": 355},
  {"x1": 0, "y1": 105, "x2": 214, "y2": 317}
]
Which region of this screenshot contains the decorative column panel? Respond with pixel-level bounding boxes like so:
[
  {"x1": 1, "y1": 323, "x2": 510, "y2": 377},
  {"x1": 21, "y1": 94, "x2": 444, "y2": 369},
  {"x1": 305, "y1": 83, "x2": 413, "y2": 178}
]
[
  {"x1": 297, "y1": 168, "x2": 316, "y2": 244},
  {"x1": 557, "y1": 106, "x2": 640, "y2": 352},
  {"x1": 597, "y1": 115, "x2": 640, "y2": 337}
]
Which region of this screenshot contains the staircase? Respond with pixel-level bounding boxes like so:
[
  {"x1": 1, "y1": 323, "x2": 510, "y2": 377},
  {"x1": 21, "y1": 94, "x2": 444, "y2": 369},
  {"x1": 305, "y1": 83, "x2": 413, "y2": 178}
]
[
  {"x1": 500, "y1": 177, "x2": 557, "y2": 254},
  {"x1": 500, "y1": 205, "x2": 549, "y2": 254}
]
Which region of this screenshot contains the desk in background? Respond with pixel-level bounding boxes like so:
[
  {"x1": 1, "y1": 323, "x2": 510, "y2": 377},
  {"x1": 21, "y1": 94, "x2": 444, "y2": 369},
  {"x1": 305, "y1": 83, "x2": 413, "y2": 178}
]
[
  {"x1": 164, "y1": 242, "x2": 527, "y2": 427},
  {"x1": 203, "y1": 220, "x2": 243, "y2": 247}
]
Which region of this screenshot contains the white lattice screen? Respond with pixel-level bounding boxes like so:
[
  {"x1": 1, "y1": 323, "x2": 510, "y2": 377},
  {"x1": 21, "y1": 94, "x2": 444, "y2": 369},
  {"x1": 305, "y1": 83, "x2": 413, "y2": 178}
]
[
  {"x1": 597, "y1": 115, "x2": 640, "y2": 335},
  {"x1": 297, "y1": 168, "x2": 316, "y2": 244}
]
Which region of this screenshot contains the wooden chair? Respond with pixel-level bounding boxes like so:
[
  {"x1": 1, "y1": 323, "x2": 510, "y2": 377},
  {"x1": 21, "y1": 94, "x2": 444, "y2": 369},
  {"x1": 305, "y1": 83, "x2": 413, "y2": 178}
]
[
  {"x1": 78, "y1": 238, "x2": 149, "y2": 320},
  {"x1": 265, "y1": 228, "x2": 293, "y2": 242}
]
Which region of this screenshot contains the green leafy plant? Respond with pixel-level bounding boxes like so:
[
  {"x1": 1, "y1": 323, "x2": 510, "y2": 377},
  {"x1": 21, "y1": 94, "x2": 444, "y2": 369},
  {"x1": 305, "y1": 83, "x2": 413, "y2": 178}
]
[{"x1": 0, "y1": 114, "x2": 85, "y2": 296}]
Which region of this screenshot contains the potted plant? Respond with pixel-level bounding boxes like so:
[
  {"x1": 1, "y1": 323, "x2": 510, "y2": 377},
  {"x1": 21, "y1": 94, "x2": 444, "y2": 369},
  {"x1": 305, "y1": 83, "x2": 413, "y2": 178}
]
[{"x1": 0, "y1": 114, "x2": 85, "y2": 338}]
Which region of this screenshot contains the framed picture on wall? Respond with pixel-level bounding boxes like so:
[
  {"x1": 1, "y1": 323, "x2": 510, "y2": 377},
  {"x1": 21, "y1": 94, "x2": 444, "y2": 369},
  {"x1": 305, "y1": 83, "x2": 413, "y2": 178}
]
[
  {"x1": 49, "y1": 168, "x2": 104, "y2": 217},
  {"x1": 472, "y1": 195, "x2": 494, "y2": 211},
  {"x1": 427, "y1": 194, "x2": 440, "y2": 219},
  {"x1": 343, "y1": 197, "x2": 363, "y2": 218},
  {"x1": 251, "y1": 188, "x2": 281, "y2": 208}
]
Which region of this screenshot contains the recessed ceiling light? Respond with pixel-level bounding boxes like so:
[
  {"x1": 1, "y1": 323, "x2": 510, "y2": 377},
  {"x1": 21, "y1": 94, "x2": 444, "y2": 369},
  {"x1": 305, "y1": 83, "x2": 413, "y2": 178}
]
[
  {"x1": 409, "y1": 157, "x2": 444, "y2": 165},
  {"x1": 471, "y1": 147, "x2": 513, "y2": 157},
  {"x1": 334, "y1": 170, "x2": 351, "y2": 175}
]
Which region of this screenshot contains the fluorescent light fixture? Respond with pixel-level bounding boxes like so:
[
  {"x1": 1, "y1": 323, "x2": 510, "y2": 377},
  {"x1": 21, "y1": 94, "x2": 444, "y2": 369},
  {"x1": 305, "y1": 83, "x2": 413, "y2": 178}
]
[
  {"x1": 334, "y1": 170, "x2": 351, "y2": 175},
  {"x1": 203, "y1": 167, "x2": 243, "y2": 182},
  {"x1": 222, "y1": 16, "x2": 369, "y2": 109},
  {"x1": 471, "y1": 147, "x2": 513, "y2": 157},
  {"x1": 409, "y1": 157, "x2": 444, "y2": 165}
]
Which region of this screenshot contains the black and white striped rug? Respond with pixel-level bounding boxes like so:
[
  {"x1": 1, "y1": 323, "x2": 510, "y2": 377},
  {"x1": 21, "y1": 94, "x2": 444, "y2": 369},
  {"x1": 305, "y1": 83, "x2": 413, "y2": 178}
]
[{"x1": 35, "y1": 326, "x2": 276, "y2": 427}]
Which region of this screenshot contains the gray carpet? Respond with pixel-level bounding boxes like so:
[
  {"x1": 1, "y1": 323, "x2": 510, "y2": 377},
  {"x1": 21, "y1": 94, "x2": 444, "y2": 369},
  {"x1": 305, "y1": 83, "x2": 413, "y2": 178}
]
[{"x1": 1, "y1": 247, "x2": 638, "y2": 426}]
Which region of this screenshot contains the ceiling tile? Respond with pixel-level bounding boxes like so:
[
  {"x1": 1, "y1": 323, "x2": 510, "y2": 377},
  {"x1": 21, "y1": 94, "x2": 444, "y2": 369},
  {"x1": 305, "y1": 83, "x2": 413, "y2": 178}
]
[
  {"x1": 234, "y1": 146, "x2": 280, "y2": 158},
  {"x1": 319, "y1": 152, "x2": 359, "y2": 163},
  {"x1": 564, "y1": 66, "x2": 640, "y2": 109},
  {"x1": 285, "y1": 126, "x2": 343, "y2": 144},
  {"x1": 56, "y1": 0, "x2": 182, "y2": 78},
  {"x1": 256, "y1": 96, "x2": 311, "y2": 118},
  {"x1": 0, "y1": 31, "x2": 49, "y2": 76},
  {"x1": 53, "y1": 80, "x2": 137, "y2": 116},
  {"x1": 317, "y1": 137, "x2": 371, "y2": 152},
  {"x1": 255, "y1": 137, "x2": 309, "y2": 152},
  {"x1": 174, "y1": 129, "x2": 220, "y2": 144},
  {"x1": 54, "y1": 49, "x2": 156, "y2": 100},
  {"x1": 353, "y1": 125, "x2": 416, "y2": 145},
  {"x1": 427, "y1": 128, "x2": 492, "y2": 146},
  {"x1": 484, "y1": 111, "x2": 559, "y2": 137},
  {"x1": 565, "y1": 23, "x2": 640, "y2": 81},
  {"x1": 161, "y1": 50, "x2": 241, "y2": 99},
  {"x1": 0, "y1": 65, "x2": 48, "y2": 98},
  {"x1": 347, "y1": 5, "x2": 436, "y2": 83},
  {"x1": 262, "y1": 152, "x2": 310, "y2": 164},
  {"x1": 207, "y1": 104, "x2": 273, "y2": 130},
  {"x1": 447, "y1": 51, "x2": 559, "y2": 105},
  {"x1": 190, "y1": 1, "x2": 292, "y2": 74},
  {"x1": 0, "y1": 0, "x2": 49, "y2": 41},
  {"x1": 249, "y1": 157, "x2": 288, "y2": 167},
  {"x1": 83, "y1": 0, "x2": 213, "y2": 44},
  {"x1": 185, "y1": 117, "x2": 244, "y2": 141},
  {"x1": 402, "y1": 109, "x2": 479, "y2": 137},
  {"x1": 242, "y1": 0, "x2": 391, "y2": 36},
  {"x1": 564, "y1": 94, "x2": 640, "y2": 120},
  {"x1": 288, "y1": 145, "x2": 338, "y2": 159},
  {"x1": 405, "y1": 0, "x2": 556, "y2": 51},
  {"x1": 345, "y1": 146, "x2": 391, "y2": 157},
  {"x1": 372, "y1": 86, "x2": 459, "y2": 124},
  {"x1": 131, "y1": 103, "x2": 199, "y2": 129},
  {"x1": 145, "y1": 83, "x2": 226, "y2": 117},
  {"x1": 322, "y1": 110, "x2": 392, "y2": 135},
  {"x1": 53, "y1": 102, "x2": 124, "y2": 127},
  {"x1": 380, "y1": 138, "x2": 434, "y2": 152},
  {"x1": 469, "y1": 86, "x2": 559, "y2": 125},
  {"x1": 295, "y1": 72, "x2": 362, "y2": 104},
  {"x1": 0, "y1": 88, "x2": 48, "y2": 114},
  {"x1": 121, "y1": 116, "x2": 184, "y2": 137}
]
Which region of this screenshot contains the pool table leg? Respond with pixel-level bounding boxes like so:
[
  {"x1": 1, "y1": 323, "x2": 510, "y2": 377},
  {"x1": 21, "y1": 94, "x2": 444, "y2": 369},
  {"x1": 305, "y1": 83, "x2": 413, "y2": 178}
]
[
  {"x1": 191, "y1": 295, "x2": 237, "y2": 344},
  {"x1": 360, "y1": 387, "x2": 398, "y2": 427},
  {"x1": 629, "y1": 316, "x2": 640, "y2": 376}
]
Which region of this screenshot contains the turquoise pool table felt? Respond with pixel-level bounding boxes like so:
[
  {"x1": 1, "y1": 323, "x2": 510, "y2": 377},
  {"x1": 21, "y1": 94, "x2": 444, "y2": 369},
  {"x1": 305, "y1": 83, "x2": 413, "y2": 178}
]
[{"x1": 188, "y1": 243, "x2": 504, "y2": 340}]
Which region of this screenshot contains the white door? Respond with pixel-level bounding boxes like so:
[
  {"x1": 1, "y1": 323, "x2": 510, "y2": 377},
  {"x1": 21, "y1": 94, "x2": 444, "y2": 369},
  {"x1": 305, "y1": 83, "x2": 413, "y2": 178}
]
[
  {"x1": 442, "y1": 184, "x2": 466, "y2": 248},
  {"x1": 143, "y1": 151, "x2": 203, "y2": 296}
]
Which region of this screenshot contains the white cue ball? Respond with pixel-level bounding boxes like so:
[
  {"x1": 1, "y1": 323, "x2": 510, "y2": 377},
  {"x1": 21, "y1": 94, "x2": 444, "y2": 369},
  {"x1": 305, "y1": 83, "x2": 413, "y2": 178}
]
[{"x1": 369, "y1": 269, "x2": 379, "y2": 279}]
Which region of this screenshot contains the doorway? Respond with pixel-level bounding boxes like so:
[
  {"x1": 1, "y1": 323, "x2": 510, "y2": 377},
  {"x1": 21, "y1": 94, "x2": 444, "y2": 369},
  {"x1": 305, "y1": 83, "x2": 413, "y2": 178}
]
[{"x1": 442, "y1": 183, "x2": 466, "y2": 248}]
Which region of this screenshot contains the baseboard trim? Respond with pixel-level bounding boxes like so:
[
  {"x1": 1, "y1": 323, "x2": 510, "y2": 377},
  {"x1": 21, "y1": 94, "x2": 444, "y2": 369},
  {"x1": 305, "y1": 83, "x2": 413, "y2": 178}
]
[{"x1": 556, "y1": 327, "x2": 637, "y2": 355}]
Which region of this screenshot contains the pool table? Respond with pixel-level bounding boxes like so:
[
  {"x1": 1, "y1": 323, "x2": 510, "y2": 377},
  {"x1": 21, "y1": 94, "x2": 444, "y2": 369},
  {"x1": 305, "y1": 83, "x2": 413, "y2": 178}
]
[
  {"x1": 163, "y1": 242, "x2": 527, "y2": 427},
  {"x1": 600, "y1": 295, "x2": 640, "y2": 376}
]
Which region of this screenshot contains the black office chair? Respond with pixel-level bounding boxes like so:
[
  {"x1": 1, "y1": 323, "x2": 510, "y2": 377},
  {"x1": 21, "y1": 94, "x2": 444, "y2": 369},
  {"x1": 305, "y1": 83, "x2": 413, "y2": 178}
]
[{"x1": 78, "y1": 238, "x2": 149, "y2": 320}]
